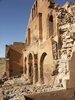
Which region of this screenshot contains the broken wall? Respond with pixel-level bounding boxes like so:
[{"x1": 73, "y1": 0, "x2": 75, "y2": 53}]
[{"x1": 6, "y1": 42, "x2": 25, "y2": 77}]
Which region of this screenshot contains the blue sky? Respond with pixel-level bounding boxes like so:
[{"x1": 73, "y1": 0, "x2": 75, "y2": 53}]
[{"x1": 0, "y1": 0, "x2": 75, "y2": 57}]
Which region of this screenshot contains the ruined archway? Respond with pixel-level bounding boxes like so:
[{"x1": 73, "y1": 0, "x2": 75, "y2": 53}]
[
  {"x1": 40, "y1": 52, "x2": 47, "y2": 84},
  {"x1": 49, "y1": 15, "x2": 53, "y2": 36},
  {"x1": 28, "y1": 53, "x2": 33, "y2": 83},
  {"x1": 25, "y1": 57, "x2": 27, "y2": 74}
]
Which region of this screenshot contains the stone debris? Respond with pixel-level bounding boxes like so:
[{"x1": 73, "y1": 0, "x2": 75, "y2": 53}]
[
  {"x1": 2, "y1": 77, "x2": 51, "y2": 100},
  {"x1": 0, "y1": 75, "x2": 63, "y2": 100}
]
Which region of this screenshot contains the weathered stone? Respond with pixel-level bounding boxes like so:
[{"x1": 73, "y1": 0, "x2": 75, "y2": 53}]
[
  {"x1": 0, "y1": 88, "x2": 3, "y2": 100},
  {"x1": 19, "y1": 95, "x2": 25, "y2": 100}
]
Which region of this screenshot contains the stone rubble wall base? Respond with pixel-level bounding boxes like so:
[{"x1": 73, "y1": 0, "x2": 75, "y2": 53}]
[{"x1": 24, "y1": 88, "x2": 75, "y2": 100}]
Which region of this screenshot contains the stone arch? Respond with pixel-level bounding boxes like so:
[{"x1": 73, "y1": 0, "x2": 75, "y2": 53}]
[
  {"x1": 49, "y1": 15, "x2": 53, "y2": 36},
  {"x1": 28, "y1": 53, "x2": 33, "y2": 83},
  {"x1": 25, "y1": 57, "x2": 27, "y2": 74},
  {"x1": 40, "y1": 52, "x2": 47, "y2": 84}
]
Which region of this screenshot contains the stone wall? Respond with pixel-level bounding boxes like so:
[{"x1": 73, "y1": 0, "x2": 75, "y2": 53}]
[
  {"x1": 0, "y1": 58, "x2": 6, "y2": 78},
  {"x1": 23, "y1": 0, "x2": 58, "y2": 85},
  {"x1": 6, "y1": 42, "x2": 25, "y2": 77}
]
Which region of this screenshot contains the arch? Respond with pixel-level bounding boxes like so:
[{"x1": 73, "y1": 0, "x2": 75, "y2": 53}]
[
  {"x1": 49, "y1": 15, "x2": 53, "y2": 36},
  {"x1": 25, "y1": 57, "x2": 27, "y2": 74},
  {"x1": 40, "y1": 52, "x2": 47, "y2": 84},
  {"x1": 28, "y1": 53, "x2": 33, "y2": 83}
]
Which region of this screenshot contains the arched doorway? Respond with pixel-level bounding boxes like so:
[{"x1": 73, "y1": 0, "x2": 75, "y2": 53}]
[
  {"x1": 25, "y1": 57, "x2": 27, "y2": 74},
  {"x1": 49, "y1": 15, "x2": 53, "y2": 36},
  {"x1": 28, "y1": 53, "x2": 33, "y2": 83},
  {"x1": 40, "y1": 52, "x2": 47, "y2": 84}
]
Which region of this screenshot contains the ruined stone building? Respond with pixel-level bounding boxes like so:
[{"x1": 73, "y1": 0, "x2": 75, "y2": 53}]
[
  {"x1": 5, "y1": 0, "x2": 75, "y2": 91},
  {"x1": 6, "y1": 42, "x2": 25, "y2": 77},
  {"x1": 4, "y1": 1, "x2": 75, "y2": 100},
  {"x1": 23, "y1": 0, "x2": 75, "y2": 89}
]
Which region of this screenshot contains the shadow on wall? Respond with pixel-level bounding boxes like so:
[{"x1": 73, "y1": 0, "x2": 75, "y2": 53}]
[
  {"x1": 8, "y1": 48, "x2": 22, "y2": 63},
  {"x1": 10, "y1": 62, "x2": 23, "y2": 76}
]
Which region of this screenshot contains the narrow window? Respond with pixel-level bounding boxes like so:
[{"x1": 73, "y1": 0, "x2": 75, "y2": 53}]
[
  {"x1": 27, "y1": 28, "x2": 31, "y2": 45},
  {"x1": 34, "y1": 5, "x2": 35, "y2": 17},
  {"x1": 39, "y1": 13, "x2": 42, "y2": 41},
  {"x1": 36, "y1": 1, "x2": 37, "y2": 14},
  {"x1": 49, "y1": 15, "x2": 53, "y2": 36}
]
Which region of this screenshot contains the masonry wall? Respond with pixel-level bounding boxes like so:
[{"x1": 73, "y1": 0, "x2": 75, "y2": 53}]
[
  {"x1": 23, "y1": 0, "x2": 75, "y2": 90},
  {"x1": 23, "y1": 0, "x2": 58, "y2": 85},
  {"x1": 6, "y1": 42, "x2": 25, "y2": 77},
  {"x1": 26, "y1": 0, "x2": 57, "y2": 43}
]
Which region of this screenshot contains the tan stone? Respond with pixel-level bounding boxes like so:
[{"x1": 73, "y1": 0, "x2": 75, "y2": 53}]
[
  {"x1": 0, "y1": 89, "x2": 3, "y2": 100},
  {"x1": 19, "y1": 95, "x2": 25, "y2": 100}
]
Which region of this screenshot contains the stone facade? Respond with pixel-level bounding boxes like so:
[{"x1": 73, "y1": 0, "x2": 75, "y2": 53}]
[
  {"x1": 6, "y1": 42, "x2": 25, "y2": 77},
  {"x1": 23, "y1": 0, "x2": 75, "y2": 89}
]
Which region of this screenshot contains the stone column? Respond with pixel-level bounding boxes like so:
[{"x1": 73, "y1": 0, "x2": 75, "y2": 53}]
[
  {"x1": 23, "y1": 54, "x2": 25, "y2": 74},
  {"x1": 33, "y1": 56, "x2": 35, "y2": 84},
  {"x1": 27, "y1": 57, "x2": 29, "y2": 79},
  {"x1": 37, "y1": 57, "x2": 42, "y2": 85}
]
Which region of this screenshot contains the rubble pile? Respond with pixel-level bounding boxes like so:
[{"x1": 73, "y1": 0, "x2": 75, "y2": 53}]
[{"x1": 0, "y1": 75, "x2": 62, "y2": 100}]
